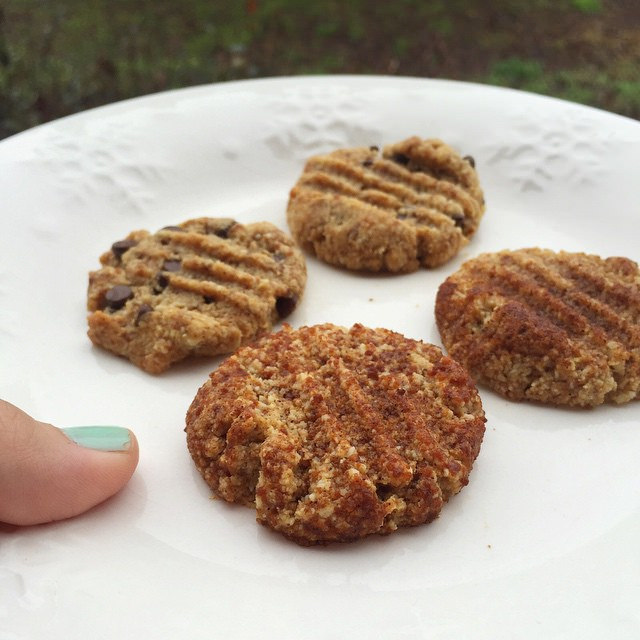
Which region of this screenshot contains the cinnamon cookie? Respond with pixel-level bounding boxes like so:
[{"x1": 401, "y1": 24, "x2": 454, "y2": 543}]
[
  {"x1": 186, "y1": 323, "x2": 486, "y2": 546},
  {"x1": 286, "y1": 137, "x2": 485, "y2": 273},
  {"x1": 435, "y1": 248, "x2": 640, "y2": 407},
  {"x1": 87, "y1": 218, "x2": 306, "y2": 373}
]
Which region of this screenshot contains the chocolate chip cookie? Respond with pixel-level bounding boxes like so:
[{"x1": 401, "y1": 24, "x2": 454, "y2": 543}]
[
  {"x1": 435, "y1": 248, "x2": 640, "y2": 407},
  {"x1": 186, "y1": 323, "x2": 486, "y2": 546},
  {"x1": 286, "y1": 137, "x2": 485, "y2": 273},
  {"x1": 87, "y1": 218, "x2": 306, "y2": 373}
]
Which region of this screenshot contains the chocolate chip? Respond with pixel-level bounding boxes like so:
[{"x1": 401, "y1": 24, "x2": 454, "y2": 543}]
[
  {"x1": 452, "y1": 213, "x2": 466, "y2": 228},
  {"x1": 105, "y1": 285, "x2": 133, "y2": 310},
  {"x1": 369, "y1": 145, "x2": 379, "y2": 152},
  {"x1": 208, "y1": 218, "x2": 237, "y2": 238},
  {"x1": 275, "y1": 295, "x2": 297, "y2": 318},
  {"x1": 463, "y1": 155, "x2": 476, "y2": 168},
  {"x1": 134, "y1": 303, "x2": 152, "y2": 326},
  {"x1": 203, "y1": 295, "x2": 214, "y2": 304},
  {"x1": 160, "y1": 226, "x2": 184, "y2": 245},
  {"x1": 273, "y1": 252, "x2": 286, "y2": 262},
  {"x1": 392, "y1": 153, "x2": 410, "y2": 166},
  {"x1": 154, "y1": 274, "x2": 169, "y2": 293},
  {"x1": 111, "y1": 239, "x2": 137, "y2": 260},
  {"x1": 162, "y1": 259, "x2": 181, "y2": 272},
  {"x1": 362, "y1": 159, "x2": 373, "y2": 168},
  {"x1": 215, "y1": 226, "x2": 233, "y2": 239}
]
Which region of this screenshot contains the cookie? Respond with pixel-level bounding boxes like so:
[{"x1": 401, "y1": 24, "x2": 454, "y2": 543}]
[
  {"x1": 185, "y1": 323, "x2": 486, "y2": 546},
  {"x1": 286, "y1": 136, "x2": 485, "y2": 273},
  {"x1": 435, "y1": 248, "x2": 640, "y2": 407},
  {"x1": 87, "y1": 217, "x2": 306, "y2": 373}
]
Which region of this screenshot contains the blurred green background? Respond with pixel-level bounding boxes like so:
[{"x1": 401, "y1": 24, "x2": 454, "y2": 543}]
[{"x1": 1, "y1": 0, "x2": 639, "y2": 139}]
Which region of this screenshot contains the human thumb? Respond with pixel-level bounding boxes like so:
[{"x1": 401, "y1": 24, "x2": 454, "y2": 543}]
[{"x1": 0, "y1": 399, "x2": 139, "y2": 525}]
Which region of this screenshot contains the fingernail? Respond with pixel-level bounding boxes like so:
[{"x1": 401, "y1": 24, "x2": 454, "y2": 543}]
[{"x1": 62, "y1": 426, "x2": 131, "y2": 452}]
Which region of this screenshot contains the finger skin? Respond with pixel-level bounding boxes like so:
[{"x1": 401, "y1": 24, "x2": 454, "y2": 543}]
[{"x1": 0, "y1": 399, "x2": 139, "y2": 525}]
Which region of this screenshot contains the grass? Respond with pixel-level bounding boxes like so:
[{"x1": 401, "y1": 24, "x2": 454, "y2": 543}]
[
  {"x1": 1, "y1": 0, "x2": 639, "y2": 139},
  {"x1": 487, "y1": 56, "x2": 640, "y2": 114},
  {"x1": 571, "y1": 0, "x2": 603, "y2": 13}
]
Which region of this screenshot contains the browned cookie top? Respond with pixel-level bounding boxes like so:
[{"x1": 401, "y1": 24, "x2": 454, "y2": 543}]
[
  {"x1": 435, "y1": 248, "x2": 640, "y2": 407},
  {"x1": 186, "y1": 323, "x2": 486, "y2": 546},
  {"x1": 286, "y1": 137, "x2": 485, "y2": 273},
  {"x1": 87, "y1": 217, "x2": 306, "y2": 373}
]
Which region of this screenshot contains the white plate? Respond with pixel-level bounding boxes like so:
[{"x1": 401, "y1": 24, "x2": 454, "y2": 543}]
[{"x1": 1, "y1": 76, "x2": 639, "y2": 639}]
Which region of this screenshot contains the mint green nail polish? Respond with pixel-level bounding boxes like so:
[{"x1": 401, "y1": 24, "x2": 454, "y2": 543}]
[{"x1": 62, "y1": 426, "x2": 131, "y2": 452}]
